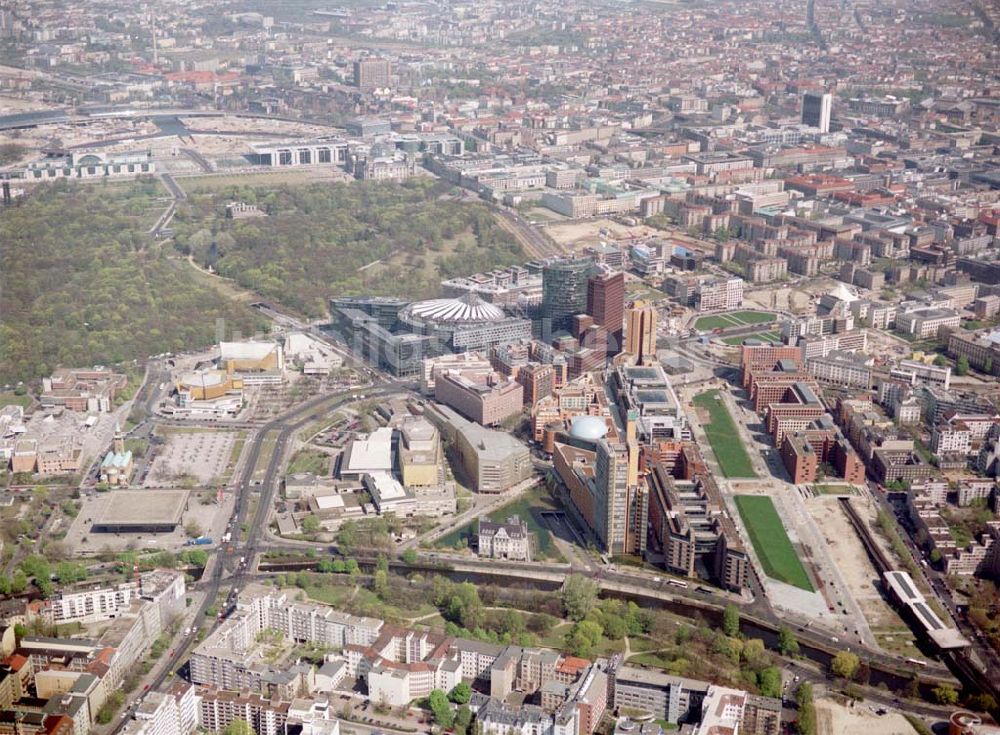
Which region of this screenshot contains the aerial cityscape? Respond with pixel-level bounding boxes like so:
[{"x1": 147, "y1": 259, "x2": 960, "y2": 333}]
[{"x1": 0, "y1": 0, "x2": 999, "y2": 734}]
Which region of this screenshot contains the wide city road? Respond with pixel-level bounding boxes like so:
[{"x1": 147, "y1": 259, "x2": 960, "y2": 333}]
[{"x1": 115, "y1": 382, "x2": 406, "y2": 728}]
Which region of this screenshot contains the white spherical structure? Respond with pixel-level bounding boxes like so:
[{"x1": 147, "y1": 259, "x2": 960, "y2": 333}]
[{"x1": 570, "y1": 415, "x2": 609, "y2": 442}]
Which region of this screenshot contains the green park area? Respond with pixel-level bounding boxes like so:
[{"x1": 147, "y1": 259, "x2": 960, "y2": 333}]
[
  {"x1": 435, "y1": 487, "x2": 565, "y2": 561},
  {"x1": 171, "y1": 177, "x2": 523, "y2": 318},
  {"x1": 691, "y1": 391, "x2": 756, "y2": 478},
  {"x1": 694, "y1": 311, "x2": 775, "y2": 331},
  {"x1": 1, "y1": 177, "x2": 524, "y2": 386},
  {"x1": 734, "y1": 495, "x2": 814, "y2": 592},
  {"x1": 0, "y1": 180, "x2": 265, "y2": 384}
]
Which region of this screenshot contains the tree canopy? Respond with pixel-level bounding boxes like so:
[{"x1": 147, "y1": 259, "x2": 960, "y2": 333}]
[
  {"x1": 0, "y1": 181, "x2": 264, "y2": 383},
  {"x1": 560, "y1": 574, "x2": 599, "y2": 621},
  {"x1": 171, "y1": 178, "x2": 523, "y2": 318}
]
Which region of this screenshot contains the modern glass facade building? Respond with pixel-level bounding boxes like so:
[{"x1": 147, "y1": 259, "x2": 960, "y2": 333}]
[{"x1": 542, "y1": 257, "x2": 593, "y2": 336}]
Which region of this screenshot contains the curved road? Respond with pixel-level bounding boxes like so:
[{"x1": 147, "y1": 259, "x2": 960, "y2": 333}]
[{"x1": 121, "y1": 382, "x2": 405, "y2": 727}]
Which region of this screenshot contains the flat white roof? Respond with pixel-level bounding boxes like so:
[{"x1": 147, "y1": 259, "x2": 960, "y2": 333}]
[
  {"x1": 884, "y1": 571, "x2": 969, "y2": 649},
  {"x1": 313, "y1": 495, "x2": 345, "y2": 510},
  {"x1": 366, "y1": 471, "x2": 407, "y2": 502},
  {"x1": 342, "y1": 427, "x2": 393, "y2": 474},
  {"x1": 220, "y1": 341, "x2": 278, "y2": 361}
]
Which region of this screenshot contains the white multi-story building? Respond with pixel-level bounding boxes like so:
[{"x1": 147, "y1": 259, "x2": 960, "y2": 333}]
[
  {"x1": 895, "y1": 308, "x2": 962, "y2": 340},
  {"x1": 478, "y1": 516, "x2": 532, "y2": 561},
  {"x1": 249, "y1": 139, "x2": 349, "y2": 168},
  {"x1": 122, "y1": 684, "x2": 198, "y2": 735},
  {"x1": 43, "y1": 583, "x2": 138, "y2": 625},
  {"x1": 190, "y1": 587, "x2": 383, "y2": 692},
  {"x1": 893, "y1": 359, "x2": 952, "y2": 390},
  {"x1": 349, "y1": 628, "x2": 464, "y2": 706},
  {"x1": 42, "y1": 572, "x2": 185, "y2": 629},
  {"x1": 806, "y1": 351, "x2": 873, "y2": 389},
  {"x1": 696, "y1": 277, "x2": 744, "y2": 313}
]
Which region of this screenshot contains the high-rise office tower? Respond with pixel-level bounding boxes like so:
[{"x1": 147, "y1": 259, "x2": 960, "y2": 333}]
[
  {"x1": 595, "y1": 439, "x2": 630, "y2": 554},
  {"x1": 801, "y1": 92, "x2": 832, "y2": 134},
  {"x1": 587, "y1": 270, "x2": 625, "y2": 354},
  {"x1": 624, "y1": 300, "x2": 657, "y2": 365},
  {"x1": 353, "y1": 58, "x2": 392, "y2": 89},
  {"x1": 542, "y1": 257, "x2": 593, "y2": 336},
  {"x1": 594, "y1": 426, "x2": 647, "y2": 556}
]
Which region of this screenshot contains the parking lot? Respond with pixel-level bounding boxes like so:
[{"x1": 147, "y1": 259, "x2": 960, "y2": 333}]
[{"x1": 144, "y1": 428, "x2": 239, "y2": 487}]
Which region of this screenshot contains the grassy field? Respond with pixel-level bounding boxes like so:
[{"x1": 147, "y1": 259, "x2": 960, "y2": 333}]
[
  {"x1": 691, "y1": 391, "x2": 756, "y2": 478},
  {"x1": 694, "y1": 311, "x2": 775, "y2": 331},
  {"x1": 180, "y1": 169, "x2": 339, "y2": 193},
  {"x1": 435, "y1": 487, "x2": 565, "y2": 561},
  {"x1": 721, "y1": 330, "x2": 783, "y2": 346},
  {"x1": 812, "y1": 484, "x2": 858, "y2": 496},
  {"x1": 0, "y1": 393, "x2": 31, "y2": 409},
  {"x1": 286, "y1": 447, "x2": 332, "y2": 475},
  {"x1": 734, "y1": 495, "x2": 814, "y2": 592}
]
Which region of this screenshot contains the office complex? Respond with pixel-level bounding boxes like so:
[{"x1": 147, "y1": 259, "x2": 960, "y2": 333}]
[
  {"x1": 425, "y1": 404, "x2": 532, "y2": 493},
  {"x1": 586, "y1": 270, "x2": 625, "y2": 352},
  {"x1": 353, "y1": 58, "x2": 391, "y2": 88},
  {"x1": 624, "y1": 301, "x2": 657, "y2": 365},
  {"x1": 398, "y1": 295, "x2": 532, "y2": 354},
  {"x1": 594, "y1": 439, "x2": 633, "y2": 555},
  {"x1": 801, "y1": 91, "x2": 832, "y2": 133},
  {"x1": 434, "y1": 370, "x2": 524, "y2": 426},
  {"x1": 330, "y1": 296, "x2": 530, "y2": 377},
  {"x1": 646, "y1": 457, "x2": 750, "y2": 592},
  {"x1": 40, "y1": 368, "x2": 127, "y2": 413},
  {"x1": 542, "y1": 258, "x2": 593, "y2": 335}
]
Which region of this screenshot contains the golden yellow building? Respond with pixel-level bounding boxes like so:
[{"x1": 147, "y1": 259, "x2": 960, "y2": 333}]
[
  {"x1": 176, "y1": 370, "x2": 244, "y2": 401},
  {"x1": 398, "y1": 416, "x2": 442, "y2": 488}
]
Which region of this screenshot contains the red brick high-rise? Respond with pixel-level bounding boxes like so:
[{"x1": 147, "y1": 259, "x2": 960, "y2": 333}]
[{"x1": 587, "y1": 271, "x2": 625, "y2": 355}]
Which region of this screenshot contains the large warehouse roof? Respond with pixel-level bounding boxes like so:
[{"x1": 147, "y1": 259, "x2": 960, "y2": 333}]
[{"x1": 91, "y1": 490, "x2": 189, "y2": 533}]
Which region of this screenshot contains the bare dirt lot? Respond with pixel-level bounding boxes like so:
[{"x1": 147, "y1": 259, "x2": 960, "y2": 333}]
[
  {"x1": 178, "y1": 116, "x2": 334, "y2": 138},
  {"x1": 743, "y1": 284, "x2": 812, "y2": 313},
  {"x1": 543, "y1": 218, "x2": 653, "y2": 251},
  {"x1": 815, "y1": 698, "x2": 917, "y2": 735},
  {"x1": 808, "y1": 497, "x2": 918, "y2": 651}
]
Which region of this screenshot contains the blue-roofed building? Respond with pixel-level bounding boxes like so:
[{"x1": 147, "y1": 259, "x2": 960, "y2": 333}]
[{"x1": 99, "y1": 424, "x2": 133, "y2": 486}]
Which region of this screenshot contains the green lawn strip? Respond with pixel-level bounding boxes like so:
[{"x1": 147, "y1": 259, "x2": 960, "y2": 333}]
[
  {"x1": 691, "y1": 391, "x2": 756, "y2": 478},
  {"x1": 734, "y1": 495, "x2": 814, "y2": 592},
  {"x1": 731, "y1": 311, "x2": 776, "y2": 325},
  {"x1": 696, "y1": 311, "x2": 775, "y2": 332},
  {"x1": 694, "y1": 315, "x2": 733, "y2": 331},
  {"x1": 0, "y1": 393, "x2": 32, "y2": 409}
]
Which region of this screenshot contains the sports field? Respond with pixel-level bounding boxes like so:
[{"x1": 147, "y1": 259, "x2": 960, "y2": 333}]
[
  {"x1": 691, "y1": 390, "x2": 756, "y2": 478},
  {"x1": 721, "y1": 330, "x2": 783, "y2": 346},
  {"x1": 694, "y1": 311, "x2": 775, "y2": 331},
  {"x1": 734, "y1": 495, "x2": 815, "y2": 591}
]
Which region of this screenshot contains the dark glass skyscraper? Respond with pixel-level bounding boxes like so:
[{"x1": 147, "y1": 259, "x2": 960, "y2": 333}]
[
  {"x1": 587, "y1": 270, "x2": 625, "y2": 353},
  {"x1": 542, "y1": 257, "x2": 593, "y2": 335}
]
